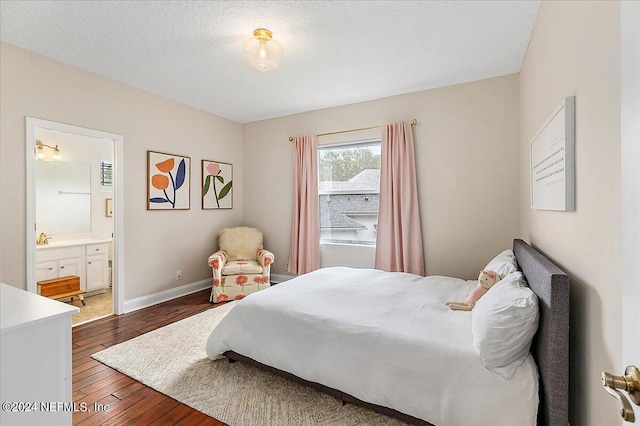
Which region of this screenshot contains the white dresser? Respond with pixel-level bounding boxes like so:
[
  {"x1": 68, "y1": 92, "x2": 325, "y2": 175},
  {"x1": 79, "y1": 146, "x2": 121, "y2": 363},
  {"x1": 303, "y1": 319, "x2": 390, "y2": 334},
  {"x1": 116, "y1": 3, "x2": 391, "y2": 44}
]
[
  {"x1": 0, "y1": 283, "x2": 78, "y2": 425},
  {"x1": 36, "y1": 239, "x2": 111, "y2": 293}
]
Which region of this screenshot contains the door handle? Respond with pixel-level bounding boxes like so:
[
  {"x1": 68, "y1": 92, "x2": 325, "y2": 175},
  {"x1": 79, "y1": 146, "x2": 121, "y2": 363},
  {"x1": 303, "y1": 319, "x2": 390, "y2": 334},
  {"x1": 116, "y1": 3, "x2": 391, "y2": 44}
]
[{"x1": 602, "y1": 365, "x2": 640, "y2": 422}]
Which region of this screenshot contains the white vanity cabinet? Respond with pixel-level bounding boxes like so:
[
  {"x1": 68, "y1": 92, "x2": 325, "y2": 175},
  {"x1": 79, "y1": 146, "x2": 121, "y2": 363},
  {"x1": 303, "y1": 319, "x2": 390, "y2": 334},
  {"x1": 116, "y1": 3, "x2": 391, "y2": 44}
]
[
  {"x1": 36, "y1": 245, "x2": 84, "y2": 290},
  {"x1": 36, "y1": 257, "x2": 83, "y2": 284},
  {"x1": 36, "y1": 240, "x2": 111, "y2": 293},
  {"x1": 35, "y1": 260, "x2": 58, "y2": 281},
  {"x1": 59, "y1": 257, "x2": 83, "y2": 278},
  {"x1": 85, "y1": 243, "x2": 109, "y2": 291}
]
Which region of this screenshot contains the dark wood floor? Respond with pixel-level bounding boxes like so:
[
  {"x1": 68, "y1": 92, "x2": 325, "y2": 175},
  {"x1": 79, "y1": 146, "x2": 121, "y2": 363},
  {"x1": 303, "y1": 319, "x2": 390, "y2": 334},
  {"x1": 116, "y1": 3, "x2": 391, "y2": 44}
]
[{"x1": 72, "y1": 289, "x2": 226, "y2": 425}]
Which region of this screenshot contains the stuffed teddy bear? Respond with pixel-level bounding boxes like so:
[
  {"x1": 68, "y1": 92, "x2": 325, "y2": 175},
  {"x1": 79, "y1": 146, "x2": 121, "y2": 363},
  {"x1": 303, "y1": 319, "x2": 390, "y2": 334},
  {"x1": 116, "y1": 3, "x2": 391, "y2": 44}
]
[{"x1": 445, "y1": 270, "x2": 502, "y2": 311}]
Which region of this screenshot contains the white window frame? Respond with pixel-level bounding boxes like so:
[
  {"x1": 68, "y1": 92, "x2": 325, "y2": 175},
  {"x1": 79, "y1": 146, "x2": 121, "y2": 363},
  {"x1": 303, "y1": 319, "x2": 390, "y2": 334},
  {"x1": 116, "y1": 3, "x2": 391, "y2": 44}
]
[{"x1": 318, "y1": 138, "x2": 381, "y2": 247}]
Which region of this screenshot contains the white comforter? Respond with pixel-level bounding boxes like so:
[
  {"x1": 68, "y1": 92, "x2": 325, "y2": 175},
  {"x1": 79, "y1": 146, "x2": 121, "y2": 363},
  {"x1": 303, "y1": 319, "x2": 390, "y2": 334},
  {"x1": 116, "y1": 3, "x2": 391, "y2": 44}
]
[{"x1": 206, "y1": 267, "x2": 538, "y2": 426}]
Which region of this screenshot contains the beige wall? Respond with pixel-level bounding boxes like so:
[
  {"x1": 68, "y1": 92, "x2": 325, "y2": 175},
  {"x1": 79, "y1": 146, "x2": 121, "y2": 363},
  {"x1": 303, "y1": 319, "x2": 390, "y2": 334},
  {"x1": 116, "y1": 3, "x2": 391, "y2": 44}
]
[
  {"x1": 0, "y1": 43, "x2": 243, "y2": 300},
  {"x1": 243, "y1": 74, "x2": 520, "y2": 279},
  {"x1": 519, "y1": 2, "x2": 621, "y2": 425}
]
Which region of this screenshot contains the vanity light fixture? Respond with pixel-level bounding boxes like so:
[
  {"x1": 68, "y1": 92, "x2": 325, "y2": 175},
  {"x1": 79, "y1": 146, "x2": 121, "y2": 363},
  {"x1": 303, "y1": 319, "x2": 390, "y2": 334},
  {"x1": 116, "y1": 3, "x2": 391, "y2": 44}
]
[
  {"x1": 35, "y1": 140, "x2": 61, "y2": 160},
  {"x1": 242, "y1": 28, "x2": 284, "y2": 72}
]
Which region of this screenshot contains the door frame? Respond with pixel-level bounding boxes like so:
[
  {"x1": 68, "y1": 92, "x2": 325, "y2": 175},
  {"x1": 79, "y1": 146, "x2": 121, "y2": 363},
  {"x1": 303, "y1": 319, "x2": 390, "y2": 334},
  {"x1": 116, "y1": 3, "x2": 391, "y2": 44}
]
[
  {"x1": 621, "y1": 0, "x2": 639, "y2": 369},
  {"x1": 26, "y1": 117, "x2": 125, "y2": 315}
]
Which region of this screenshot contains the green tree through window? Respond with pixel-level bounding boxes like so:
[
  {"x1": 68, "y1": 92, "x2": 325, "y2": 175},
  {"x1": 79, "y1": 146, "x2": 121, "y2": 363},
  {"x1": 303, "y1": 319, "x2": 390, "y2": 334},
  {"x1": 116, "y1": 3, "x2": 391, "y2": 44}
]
[{"x1": 319, "y1": 147, "x2": 380, "y2": 181}]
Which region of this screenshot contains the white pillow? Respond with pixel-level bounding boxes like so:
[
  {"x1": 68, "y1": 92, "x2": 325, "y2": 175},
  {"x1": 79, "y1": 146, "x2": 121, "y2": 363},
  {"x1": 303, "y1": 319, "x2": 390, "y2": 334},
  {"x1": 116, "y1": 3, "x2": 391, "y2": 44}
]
[
  {"x1": 472, "y1": 271, "x2": 539, "y2": 379},
  {"x1": 484, "y1": 249, "x2": 519, "y2": 278}
]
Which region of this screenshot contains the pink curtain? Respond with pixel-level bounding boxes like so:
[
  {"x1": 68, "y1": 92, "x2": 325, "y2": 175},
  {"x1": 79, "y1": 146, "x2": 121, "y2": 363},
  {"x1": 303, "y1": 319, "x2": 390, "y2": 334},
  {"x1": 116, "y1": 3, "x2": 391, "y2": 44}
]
[
  {"x1": 375, "y1": 121, "x2": 425, "y2": 275},
  {"x1": 288, "y1": 135, "x2": 320, "y2": 274}
]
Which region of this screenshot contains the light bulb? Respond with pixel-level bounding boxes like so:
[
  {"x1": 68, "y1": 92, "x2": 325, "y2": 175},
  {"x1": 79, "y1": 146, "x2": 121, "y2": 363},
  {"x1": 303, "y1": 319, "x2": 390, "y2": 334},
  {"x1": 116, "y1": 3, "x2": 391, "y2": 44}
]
[
  {"x1": 36, "y1": 144, "x2": 44, "y2": 160},
  {"x1": 242, "y1": 28, "x2": 283, "y2": 72}
]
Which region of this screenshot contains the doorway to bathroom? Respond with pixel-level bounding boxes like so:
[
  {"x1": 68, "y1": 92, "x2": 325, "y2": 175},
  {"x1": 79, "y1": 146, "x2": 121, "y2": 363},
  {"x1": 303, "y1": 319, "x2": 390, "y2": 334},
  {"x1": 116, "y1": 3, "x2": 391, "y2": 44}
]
[{"x1": 26, "y1": 118, "x2": 124, "y2": 324}]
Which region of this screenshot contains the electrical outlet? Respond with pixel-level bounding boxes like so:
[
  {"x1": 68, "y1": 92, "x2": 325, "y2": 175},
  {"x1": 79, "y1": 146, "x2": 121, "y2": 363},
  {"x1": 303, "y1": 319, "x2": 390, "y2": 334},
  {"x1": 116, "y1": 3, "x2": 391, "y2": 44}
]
[{"x1": 175, "y1": 270, "x2": 182, "y2": 281}]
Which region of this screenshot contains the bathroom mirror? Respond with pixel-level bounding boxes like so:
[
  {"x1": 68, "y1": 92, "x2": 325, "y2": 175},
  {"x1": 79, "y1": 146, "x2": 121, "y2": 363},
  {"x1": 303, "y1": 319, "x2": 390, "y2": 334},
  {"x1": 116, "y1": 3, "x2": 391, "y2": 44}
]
[{"x1": 36, "y1": 161, "x2": 91, "y2": 235}]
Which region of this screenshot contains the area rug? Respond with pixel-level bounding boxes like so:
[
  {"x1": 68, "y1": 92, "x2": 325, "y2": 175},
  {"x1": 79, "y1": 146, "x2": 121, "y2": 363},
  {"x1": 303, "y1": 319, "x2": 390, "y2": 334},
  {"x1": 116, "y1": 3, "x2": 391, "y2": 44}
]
[{"x1": 92, "y1": 302, "x2": 405, "y2": 425}]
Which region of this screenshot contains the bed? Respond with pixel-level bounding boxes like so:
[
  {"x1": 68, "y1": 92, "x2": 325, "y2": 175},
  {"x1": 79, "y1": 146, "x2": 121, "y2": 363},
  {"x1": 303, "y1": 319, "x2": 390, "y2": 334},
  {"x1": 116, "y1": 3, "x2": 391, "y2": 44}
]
[{"x1": 206, "y1": 239, "x2": 569, "y2": 425}]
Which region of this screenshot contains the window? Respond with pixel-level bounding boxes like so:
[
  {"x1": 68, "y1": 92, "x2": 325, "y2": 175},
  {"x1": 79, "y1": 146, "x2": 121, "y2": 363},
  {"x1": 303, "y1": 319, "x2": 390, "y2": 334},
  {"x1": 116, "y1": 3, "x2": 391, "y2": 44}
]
[
  {"x1": 318, "y1": 140, "x2": 381, "y2": 245},
  {"x1": 100, "y1": 161, "x2": 113, "y2": 186}
]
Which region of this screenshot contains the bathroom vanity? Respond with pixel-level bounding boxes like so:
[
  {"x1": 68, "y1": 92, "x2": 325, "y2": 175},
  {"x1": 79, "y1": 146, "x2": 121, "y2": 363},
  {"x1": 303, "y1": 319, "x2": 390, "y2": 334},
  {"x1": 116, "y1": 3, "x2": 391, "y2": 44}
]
[{"x1": 36, "y1": 239, "x2": 111, "y2": 293}]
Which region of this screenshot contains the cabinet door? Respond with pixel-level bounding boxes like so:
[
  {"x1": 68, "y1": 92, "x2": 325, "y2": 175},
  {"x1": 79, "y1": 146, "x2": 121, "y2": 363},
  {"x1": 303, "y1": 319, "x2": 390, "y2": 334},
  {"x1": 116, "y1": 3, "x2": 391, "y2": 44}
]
[
  {"x1": 36, "y1": 261, "x2": 58, "y2": 288},
  {"x1": 86, "y1": 254, "x2": 108, "y2": 292},
  {"x1": 58, "y1": 257, "x2": 83, "y2": 287}
]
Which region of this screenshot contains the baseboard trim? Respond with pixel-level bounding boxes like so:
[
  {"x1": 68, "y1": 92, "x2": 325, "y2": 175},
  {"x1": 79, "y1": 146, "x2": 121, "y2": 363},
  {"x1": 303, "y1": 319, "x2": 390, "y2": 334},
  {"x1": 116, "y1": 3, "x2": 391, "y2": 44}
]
[
  {"x1": 270, "y1": 273, "x2": 296, "y2": 284},
  {"x1": 123, "y1": 279, "x2": 211, "y2": 313}
]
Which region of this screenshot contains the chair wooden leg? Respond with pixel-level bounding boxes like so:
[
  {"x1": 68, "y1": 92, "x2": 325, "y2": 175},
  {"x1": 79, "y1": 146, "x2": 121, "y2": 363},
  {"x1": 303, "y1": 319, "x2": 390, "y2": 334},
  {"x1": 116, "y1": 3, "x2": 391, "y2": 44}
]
[{"x1": 79, "y1": 294, "x2": 86, "y2": 306}]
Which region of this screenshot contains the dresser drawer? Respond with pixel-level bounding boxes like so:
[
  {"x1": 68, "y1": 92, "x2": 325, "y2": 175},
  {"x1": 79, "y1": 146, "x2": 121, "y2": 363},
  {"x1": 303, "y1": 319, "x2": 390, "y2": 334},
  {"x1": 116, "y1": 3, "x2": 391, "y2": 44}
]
[{"x1": 86, "y1": 243, "x2": 108, "y2": 256}]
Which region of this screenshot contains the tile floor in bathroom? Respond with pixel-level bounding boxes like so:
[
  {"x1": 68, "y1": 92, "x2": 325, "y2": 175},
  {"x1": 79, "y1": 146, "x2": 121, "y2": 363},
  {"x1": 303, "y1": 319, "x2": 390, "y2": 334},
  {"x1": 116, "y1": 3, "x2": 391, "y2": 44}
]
[{"x1": 68, "y1": 288, "x2": 113, "y2": 325}]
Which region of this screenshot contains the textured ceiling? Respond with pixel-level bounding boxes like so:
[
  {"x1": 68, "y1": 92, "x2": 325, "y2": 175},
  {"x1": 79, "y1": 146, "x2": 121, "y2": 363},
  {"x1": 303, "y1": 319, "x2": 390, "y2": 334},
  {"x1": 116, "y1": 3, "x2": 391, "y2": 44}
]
[{"x1": 0, "y1": 1, "x2": 540, "y2": 123}]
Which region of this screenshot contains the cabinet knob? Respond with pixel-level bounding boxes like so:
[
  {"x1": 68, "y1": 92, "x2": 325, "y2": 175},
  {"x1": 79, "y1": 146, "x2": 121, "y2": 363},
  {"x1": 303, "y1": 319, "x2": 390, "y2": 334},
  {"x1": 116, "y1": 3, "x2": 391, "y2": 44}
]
[
  {"x1": 60, "y1": 266, "x2": 65, "y2": 269},
  {"x1": 95, "y1": 249, "x2": 99, "y2": 251},
  {"x1": 48, "y1": 267, "x2": 53, "y2": 270},
  {"x1": 88, "y1": 262, "x2": 92, "y2": 264}
]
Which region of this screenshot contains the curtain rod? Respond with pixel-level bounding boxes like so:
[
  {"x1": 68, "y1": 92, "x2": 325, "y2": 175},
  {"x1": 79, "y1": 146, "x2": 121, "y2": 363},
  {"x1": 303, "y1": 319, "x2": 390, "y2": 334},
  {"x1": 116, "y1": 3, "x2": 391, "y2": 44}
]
[{"x1": 288, "y1": 118, "x2": 417, "y2": 141}]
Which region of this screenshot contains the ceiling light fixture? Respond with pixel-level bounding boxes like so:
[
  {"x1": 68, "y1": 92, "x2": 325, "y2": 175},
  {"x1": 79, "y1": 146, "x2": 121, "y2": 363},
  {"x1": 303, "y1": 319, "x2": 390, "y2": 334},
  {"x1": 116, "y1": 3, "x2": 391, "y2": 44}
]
[
  {"x1": 242, "y1": 28, "x2": 283, "y2": 72},
  {"x1": 35, "y1": 140, "x2": 61, "y2": 160}
]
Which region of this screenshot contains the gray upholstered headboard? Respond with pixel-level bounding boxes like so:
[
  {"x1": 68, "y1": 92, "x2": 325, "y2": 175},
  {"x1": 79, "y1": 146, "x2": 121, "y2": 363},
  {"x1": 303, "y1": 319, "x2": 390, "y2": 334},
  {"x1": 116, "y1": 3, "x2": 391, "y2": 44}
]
[{"x1": 513, "y1": 239, "x2": 570, "y2": 426}]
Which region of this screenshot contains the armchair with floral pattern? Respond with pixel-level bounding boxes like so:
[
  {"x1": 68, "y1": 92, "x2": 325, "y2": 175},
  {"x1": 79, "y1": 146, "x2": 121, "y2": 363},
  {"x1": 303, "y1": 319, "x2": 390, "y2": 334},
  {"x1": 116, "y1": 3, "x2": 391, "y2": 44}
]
[{"x1": 208, "y1": 227, "x2": 274, "y2": 303}]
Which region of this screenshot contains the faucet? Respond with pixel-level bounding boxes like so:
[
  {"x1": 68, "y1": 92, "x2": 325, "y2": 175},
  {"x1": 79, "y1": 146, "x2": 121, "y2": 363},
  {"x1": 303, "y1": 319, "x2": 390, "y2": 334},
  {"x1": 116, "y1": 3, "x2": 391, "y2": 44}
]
[{"x1": 37, "y1": 233, "x2": 53, "y2": 245}]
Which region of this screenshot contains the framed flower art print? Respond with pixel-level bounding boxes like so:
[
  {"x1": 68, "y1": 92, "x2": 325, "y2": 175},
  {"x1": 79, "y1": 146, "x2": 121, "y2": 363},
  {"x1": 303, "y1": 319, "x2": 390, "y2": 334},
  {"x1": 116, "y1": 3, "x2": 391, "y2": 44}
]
[
  {"x1": 202, "y1": 160, "x2": 233, "y2": 209},
  {"x1": 147, "y1": 151, "x2": 191, "y2": 210}
]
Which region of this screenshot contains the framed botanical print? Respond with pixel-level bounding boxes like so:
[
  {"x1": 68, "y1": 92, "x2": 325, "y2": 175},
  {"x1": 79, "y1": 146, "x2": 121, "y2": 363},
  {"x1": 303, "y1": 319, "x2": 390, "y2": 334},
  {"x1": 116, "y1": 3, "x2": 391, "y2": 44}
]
[
  {"x1": 202, "y1": 160, "x2": 233, "y2": 209},
  {"x1": 147, "y1": 151, "x2": 190, "y2": 210}
]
